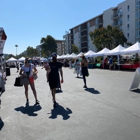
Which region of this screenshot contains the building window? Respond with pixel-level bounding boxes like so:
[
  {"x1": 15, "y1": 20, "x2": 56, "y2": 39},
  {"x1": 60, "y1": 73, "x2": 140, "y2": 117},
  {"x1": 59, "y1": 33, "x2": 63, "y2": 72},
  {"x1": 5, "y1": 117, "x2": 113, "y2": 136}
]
[
  {"x1": 127, "y1": 33, "x2": 129, "y2": 39},
  {"x1": 136, "y1": 0, "x2": 140, "y2": 8},
  {"x1": 127, "y1": 15, "x2": 129, "y2": 21},
  {"x1": 136, "y1": 30, "x2": 140, "y2": 38},
  {"x1": 127, "y1": 5, "x2": 129, "y2": 12},
  {"x1": 127, "y1": 24, "x2": 129, "y2": 30}
]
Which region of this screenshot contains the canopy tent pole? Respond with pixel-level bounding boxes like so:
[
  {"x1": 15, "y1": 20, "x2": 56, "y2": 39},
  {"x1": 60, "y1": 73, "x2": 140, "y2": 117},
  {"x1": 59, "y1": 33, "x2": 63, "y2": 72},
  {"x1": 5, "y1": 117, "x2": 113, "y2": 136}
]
[{"x1": 117, "y1": 55, "x2": 120, "y2": 70}]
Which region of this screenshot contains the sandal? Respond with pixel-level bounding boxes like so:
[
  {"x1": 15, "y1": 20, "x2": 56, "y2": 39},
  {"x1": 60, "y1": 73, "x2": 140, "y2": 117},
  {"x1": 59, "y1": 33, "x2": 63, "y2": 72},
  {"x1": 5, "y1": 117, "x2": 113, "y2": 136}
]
[{"x1": 35, "y1": 100, "x2": 40, "y2": 105}]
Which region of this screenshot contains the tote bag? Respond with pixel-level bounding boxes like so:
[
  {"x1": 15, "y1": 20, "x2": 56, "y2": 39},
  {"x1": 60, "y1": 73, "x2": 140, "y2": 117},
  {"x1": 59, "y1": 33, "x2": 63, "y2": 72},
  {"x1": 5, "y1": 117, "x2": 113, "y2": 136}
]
[{"x1": 14, "y1": 76, "x2": 23, "y2": 87}]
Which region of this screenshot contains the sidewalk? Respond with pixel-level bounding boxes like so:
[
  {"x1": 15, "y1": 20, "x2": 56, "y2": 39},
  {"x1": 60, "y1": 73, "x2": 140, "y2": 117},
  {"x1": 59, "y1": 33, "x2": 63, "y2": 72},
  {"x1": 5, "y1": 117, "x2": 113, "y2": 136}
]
[{"x1": 1, "y1": 67, "x2": 140, "y2": 140}]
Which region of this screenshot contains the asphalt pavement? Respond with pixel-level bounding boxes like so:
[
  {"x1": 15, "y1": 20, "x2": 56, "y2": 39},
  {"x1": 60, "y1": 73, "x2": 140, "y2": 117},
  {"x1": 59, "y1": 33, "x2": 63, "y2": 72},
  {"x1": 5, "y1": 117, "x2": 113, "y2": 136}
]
[{"x1": 1, "y1": 67, "x2": 140, "y2": 140}]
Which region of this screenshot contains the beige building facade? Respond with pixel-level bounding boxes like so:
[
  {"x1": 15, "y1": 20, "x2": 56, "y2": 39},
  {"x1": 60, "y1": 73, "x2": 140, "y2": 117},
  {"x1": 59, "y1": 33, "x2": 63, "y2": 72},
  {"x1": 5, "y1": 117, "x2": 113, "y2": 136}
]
[
  {"x1": 56, "y1": 40, "x2": 65, "y2": 56},
  {"x1": 64, "y1": 0, "x2": 140, "y2": 53}
]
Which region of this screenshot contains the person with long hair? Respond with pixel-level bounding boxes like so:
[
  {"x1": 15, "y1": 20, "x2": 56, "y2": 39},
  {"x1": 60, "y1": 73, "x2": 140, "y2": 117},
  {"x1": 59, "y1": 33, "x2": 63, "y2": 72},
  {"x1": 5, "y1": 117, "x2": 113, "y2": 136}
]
[
  {"x1": 19, "y1": 58, "x2": 39, "y2": 105},
  {"x1": 46, "y1": 52, "x2": 63, "y2": 107},
  {"x1": 81, "y1": 55, "x2": 88, "y2": 88}
]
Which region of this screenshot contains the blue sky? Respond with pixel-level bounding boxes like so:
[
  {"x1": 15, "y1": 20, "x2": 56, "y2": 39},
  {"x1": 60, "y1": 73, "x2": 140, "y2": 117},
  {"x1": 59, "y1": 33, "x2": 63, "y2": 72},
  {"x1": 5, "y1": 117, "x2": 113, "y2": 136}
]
[{"x1": 1, "y1": 0, "x2": 124, "y2": 55}]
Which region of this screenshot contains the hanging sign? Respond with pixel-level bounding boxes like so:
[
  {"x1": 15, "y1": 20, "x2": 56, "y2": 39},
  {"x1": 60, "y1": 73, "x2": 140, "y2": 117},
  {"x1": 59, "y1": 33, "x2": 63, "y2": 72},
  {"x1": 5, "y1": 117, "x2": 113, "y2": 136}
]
[{"x1": 0, "y1": 27, "x2": 7, "y2": 54}]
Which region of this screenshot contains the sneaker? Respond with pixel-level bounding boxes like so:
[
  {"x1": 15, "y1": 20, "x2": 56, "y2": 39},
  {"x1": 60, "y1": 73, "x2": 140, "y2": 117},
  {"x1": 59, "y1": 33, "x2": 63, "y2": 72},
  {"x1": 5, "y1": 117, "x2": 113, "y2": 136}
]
[
  {"x1": 83, "y1": 85, "x2": 87, "y2": 88},
  {"x1": 35, "y1": 100, "x2": 40, "y2": 105}
]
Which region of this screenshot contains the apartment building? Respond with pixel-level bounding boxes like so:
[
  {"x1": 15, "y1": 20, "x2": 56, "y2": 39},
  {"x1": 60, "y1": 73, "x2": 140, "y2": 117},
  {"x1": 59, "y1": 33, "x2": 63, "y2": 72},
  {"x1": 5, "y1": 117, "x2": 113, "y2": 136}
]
[
  {"x1": 36, "y1": 40, "x2": 65, "y2": 56},
  {"x1": 64, "y1": 0, "x2": 140, "y2": 53},
  {"x1": 56, "y1": 40, "x2": 65, "y2": 55}
]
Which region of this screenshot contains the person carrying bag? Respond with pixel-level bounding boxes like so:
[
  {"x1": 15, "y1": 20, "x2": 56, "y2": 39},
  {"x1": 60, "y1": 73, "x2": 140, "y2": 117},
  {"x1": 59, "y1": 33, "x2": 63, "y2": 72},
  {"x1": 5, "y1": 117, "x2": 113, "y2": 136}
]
[{"x1": 19, "y1": 58, "x2": 39, "y2": 105}]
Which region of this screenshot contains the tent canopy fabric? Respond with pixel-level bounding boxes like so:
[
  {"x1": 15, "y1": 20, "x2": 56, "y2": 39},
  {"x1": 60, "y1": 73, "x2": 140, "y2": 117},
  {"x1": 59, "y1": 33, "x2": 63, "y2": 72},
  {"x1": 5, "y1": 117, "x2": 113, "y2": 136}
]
[
  {"x1": 77, "y1": 52, "x2": 84, "y2": 57},
  {"x1": 57, "y1": 54, "x2": 65, "y2": 59},
  {"x1": 120, "y1": 42, "x2": 140, "y2": 55},
  {"x1": 63, "y1": 53, "x2": 70, "y2": 59},
  {"x1": 18, "y1": 57, "x2": 25, "y2": 61},
  {"x1": 69, "y1": 53, "x2": 78, "y2": 59},
  {"x1": 6, "y1": 57, "x2": 17, "y2": 62},
  {"x1": 93, "y1": 48, "x2": 110, "y2": 57},
  {"x1": 84, "y1": 50, "x2": 95, "y2": 57},
  {"x1": 104, "y1": 45, "x2": 126, "y2": 55}
]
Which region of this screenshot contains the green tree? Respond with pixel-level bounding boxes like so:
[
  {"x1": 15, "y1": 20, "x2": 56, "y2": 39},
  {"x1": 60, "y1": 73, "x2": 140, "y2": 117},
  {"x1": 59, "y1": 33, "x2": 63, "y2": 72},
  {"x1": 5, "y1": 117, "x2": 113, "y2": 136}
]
[
  {"x1": 40, "y1": 35, "x2": 57, "y2": 57},
  {"x1": 71, "y1": 44, "x2": 79, "y2": 54},
  {"x1": 5, "y1": 54, "x2": 15, "y2": 60},
  {"x1": 89, "y1": 25, "x2": 127, "y2": 51},
  {"x1": 26, "y1": 46, "x2": 39, "y2": 58}
]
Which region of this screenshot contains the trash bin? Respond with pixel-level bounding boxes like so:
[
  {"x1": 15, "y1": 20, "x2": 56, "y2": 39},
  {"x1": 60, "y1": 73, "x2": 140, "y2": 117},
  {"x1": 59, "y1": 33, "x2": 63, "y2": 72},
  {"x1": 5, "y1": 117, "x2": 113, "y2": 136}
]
[{"x1": 6, "y1": 67, "x2": 10, "y2": 76}]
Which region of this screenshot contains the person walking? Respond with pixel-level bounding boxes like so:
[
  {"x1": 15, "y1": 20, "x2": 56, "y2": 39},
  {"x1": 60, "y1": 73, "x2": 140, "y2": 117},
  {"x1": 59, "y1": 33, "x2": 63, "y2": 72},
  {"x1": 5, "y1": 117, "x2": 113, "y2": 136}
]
[
  {"x1": 15, "y1": 61, "x2": 19, "y2": 72},
  {"x1": 109, "y1": 56, "x2": 113, "y2": 70},
  {"x1": 19, "y1": 57, "x2": 39, "y2": 105},
  {"x1": 81, "y1": 55, "x2": 88, "y2": 88},
  {"x1": 46, "y1": 52, "x2": 63, "y2": 107},
  {"x1": 74, "y1": 59, "x2": 80, "y2": 78}
]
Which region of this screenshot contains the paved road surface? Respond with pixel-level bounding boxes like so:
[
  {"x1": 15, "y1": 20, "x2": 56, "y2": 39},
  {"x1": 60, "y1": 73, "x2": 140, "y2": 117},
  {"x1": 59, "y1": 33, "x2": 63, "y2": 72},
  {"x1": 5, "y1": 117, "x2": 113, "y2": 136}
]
[{"x1": 1, "y1": 67, "x2": 140, "y2": 140}]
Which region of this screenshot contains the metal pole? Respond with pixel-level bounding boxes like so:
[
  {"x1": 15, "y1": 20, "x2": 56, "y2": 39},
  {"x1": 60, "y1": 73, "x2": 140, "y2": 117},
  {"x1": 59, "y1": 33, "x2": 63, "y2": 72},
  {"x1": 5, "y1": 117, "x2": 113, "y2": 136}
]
[{"x1": 15, "y1": 45, "x2": 18, "y2": 56}]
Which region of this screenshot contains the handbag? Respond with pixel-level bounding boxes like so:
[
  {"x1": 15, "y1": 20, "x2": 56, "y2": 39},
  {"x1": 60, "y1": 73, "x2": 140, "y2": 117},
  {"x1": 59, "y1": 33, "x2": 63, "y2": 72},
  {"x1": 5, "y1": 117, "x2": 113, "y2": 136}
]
[
  {"x1": 32, "y1": 68, "x2": 38, "y2": 80},
  {"x1": 33, "y1": 74, "x2": 38, "y2": 80},
  {"x1": 14, "y1": 76, "x2": 23, "y2": 87}
]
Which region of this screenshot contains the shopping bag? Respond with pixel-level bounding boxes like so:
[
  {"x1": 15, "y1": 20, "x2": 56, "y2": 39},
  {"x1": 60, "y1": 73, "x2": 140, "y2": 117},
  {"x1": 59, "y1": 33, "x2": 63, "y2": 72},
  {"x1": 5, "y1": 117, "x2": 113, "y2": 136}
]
[{"x1": 14, "y1": 76, "x2": 23, "y2": 87}]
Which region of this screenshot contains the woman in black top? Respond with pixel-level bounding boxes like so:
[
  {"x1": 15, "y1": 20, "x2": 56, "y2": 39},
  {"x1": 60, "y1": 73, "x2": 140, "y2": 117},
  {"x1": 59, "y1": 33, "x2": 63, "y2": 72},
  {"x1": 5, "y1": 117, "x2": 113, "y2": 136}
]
[
  {"x1": 46, "y1": 52, "x2": 63, "y2": 107},
  {"x1": 81, "y1": 55, "x2": 88, "y2": 88}
]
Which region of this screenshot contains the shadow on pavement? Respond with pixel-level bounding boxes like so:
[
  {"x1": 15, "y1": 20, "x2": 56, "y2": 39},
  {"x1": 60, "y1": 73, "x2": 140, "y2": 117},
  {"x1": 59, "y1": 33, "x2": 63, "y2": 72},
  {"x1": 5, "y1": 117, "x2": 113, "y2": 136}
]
[
  {"x1": 15, "y1": 104, "x2": 42, "y2": 116},
  {"x1": 48, "y1": 104, "x2": 72, "y2": 120},
  {"x1": 85, "y1": 88, "x2": 100, "y2": 94},
  {"x1": 0, "y1": 117, "x2": 4, "y2": 131},
  {"x1": 131, "y1": 89, "x2": 140, "y2": 93}
]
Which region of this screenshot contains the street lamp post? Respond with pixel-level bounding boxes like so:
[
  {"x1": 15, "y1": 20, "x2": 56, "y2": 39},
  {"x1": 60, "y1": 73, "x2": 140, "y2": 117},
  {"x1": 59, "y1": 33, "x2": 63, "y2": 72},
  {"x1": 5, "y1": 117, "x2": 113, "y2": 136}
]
[{"x1": 15, "y1": 45, "x2": 18, "y2": 56}]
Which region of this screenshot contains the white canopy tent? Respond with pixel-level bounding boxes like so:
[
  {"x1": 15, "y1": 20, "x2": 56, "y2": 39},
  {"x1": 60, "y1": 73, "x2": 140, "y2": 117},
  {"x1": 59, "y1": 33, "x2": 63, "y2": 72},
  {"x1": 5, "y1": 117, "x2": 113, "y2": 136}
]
[
  {"x1": 69, "y1": 53, "x2": 78, "y2": 59},
  {"x1": 84, "y1": 50, "x2": 95, "y2": 58},
  {"x1": 104, "y1": 45, "x2": 126, "y2": 56},
  {"x1": 93, "y1": 48, "x2": 110, "y2": 57},
  {"x1": 58, "y1": 54, "x2": 65, "y2": 59},
  {"x1": 57, "y1": 55, "x2": 61, "y2": 59},
  {"x1": 120, "y1": 42, "x2": 140, "y2": 55},
  {"x1": 6, "y1": 57, "x2": 17, "y2": 62},
  {"x1": 77, "y1": 52, "x2": 84, "y2": 57},
  {"x1": 18, "y1": 57, "x2": 25, "y2": 61},
  {"x1": 63, "y1": 53, "x2": 71, "y2": 59}
]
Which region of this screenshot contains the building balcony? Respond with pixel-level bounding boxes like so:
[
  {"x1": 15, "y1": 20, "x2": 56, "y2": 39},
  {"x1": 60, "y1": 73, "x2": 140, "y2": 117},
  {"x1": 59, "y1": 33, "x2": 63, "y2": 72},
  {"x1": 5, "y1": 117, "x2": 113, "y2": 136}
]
[
  {"x1": 112, "y1": 21, "x2": 122, "y2": 27},
  {"x1": 111, "y1": 12, "x2": 123, "y2": 19},
  {"x1": 95, "y1": 21, "x2": 103, "y2": 25},
  {"x1": 80, "y1": 27, "x2": 87, "y2": 31},
  {"x1": 81, "y1": 40, "x2": 87, "y2": 43}
]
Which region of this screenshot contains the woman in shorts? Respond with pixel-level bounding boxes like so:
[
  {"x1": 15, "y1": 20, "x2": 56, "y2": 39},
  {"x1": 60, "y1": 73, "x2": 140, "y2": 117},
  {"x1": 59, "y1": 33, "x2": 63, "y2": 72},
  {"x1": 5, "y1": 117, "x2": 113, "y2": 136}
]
[{"x1": 19, "y1": 58, "x2": 39, "y2": 105}]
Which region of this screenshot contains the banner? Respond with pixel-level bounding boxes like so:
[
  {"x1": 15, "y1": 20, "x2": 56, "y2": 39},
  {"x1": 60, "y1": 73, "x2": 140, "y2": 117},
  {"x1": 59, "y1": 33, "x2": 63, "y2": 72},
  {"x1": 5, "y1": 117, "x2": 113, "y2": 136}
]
[{"x1": 0, "y1": 27, "x2": 7, "y2": 54}]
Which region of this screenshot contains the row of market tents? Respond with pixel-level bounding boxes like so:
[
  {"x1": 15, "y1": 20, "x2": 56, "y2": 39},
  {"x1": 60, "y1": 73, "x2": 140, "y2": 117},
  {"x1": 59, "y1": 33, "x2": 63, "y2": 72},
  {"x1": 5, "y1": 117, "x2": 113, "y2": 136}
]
[
  {"x1": 58, "y1": 42, "x2": 140, "y2": 59},
  {"x1": 6, "y1": 57, "x2": 48, "y2": 63},
  {"x1": 6, "y1": 42, "x2": 140, "y2": 62}
]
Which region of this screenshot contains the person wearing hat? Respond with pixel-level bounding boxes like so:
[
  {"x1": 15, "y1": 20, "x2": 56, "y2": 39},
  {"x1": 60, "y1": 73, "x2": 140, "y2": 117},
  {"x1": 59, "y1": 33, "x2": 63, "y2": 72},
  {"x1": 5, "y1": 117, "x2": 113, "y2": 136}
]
[
  {"x1": 19, "y1": 57, "x2": 39, "y2": 105},
  {"x1": 46, "y1": 52, "x2": 63, "y2": 107}
]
